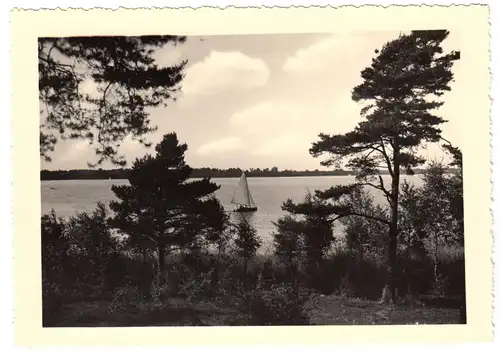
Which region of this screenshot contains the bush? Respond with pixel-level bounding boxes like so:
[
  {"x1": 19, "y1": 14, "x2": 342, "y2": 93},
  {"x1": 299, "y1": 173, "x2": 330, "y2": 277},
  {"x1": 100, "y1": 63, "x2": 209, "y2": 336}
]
[
  {"x1": 435, "y1": 253, "x2": 465, "y2": 298},
  {"x1": 307, "y1": 249, "x2": 464, "y2": 301},
  {"x1": 318, "y1": 251, "x2": 385, "y2": 298},
  {"x1": 232, "y1": 215, "x2": 262, "y2": 274},
  {"x1": 108, "y1": 286, "x2": 143, "y2": 316},
  {"x1": 178, "y1": 267, "x2": 217, "y2": 301},
  {"x1": 237, "y1": 282, "x2": 309, "y2": 325}
]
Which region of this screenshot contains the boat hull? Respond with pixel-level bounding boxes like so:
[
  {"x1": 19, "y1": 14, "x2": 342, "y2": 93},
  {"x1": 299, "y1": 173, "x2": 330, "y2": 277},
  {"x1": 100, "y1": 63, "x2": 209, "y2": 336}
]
[{"x1": 234, "y1": 206, "x2": 258, "y2": 212}]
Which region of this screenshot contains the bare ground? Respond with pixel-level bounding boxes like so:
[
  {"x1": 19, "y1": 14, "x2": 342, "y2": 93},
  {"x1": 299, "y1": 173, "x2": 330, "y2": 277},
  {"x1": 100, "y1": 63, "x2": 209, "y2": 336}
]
[
  {"x1": 304, "y1": 294, "x2": 461, "y2": 325},
  {"x1": 46, "y1": 294, "x2": 461, "y2": 327}
]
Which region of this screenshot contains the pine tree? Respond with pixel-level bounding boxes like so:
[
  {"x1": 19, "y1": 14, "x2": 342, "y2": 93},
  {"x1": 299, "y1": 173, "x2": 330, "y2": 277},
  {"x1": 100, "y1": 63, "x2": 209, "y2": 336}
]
[
  {"x1": 109, "y1": 133, "x2": 225, "y2": 279},
  {"x1": 39, "y1": 36, "x2": 187, "y2": 166},
  {"x1": 287, "y1": 30, "x2": 460, "y2": 303}
]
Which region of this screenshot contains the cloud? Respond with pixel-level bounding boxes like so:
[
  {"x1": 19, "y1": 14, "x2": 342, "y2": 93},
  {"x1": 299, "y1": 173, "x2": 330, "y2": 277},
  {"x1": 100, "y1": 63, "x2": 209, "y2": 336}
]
[
  {"x1": 152, "y1": 45, "x2": 184, "y2": 68},
  {"x1": 282, "y1": 33, "x2": 397, "y2": 75},
  {"x1": 197, "y1": 137, "x2": 245, "y2": 156},
  {"x1": 228, "y1": 96, "x2": 361, "y2": 138},
  {"x1": 223, "y1": 95, "x2": 366, "y2": 166},
  {"x1": 253, "y1": 133, "x2": 312, "y2": 156},
  {"x1": 182, "y1": 51, "x2": 270, "y2": 95},
  {"x1": 283, "y1": 35, "x2": 357, "y2": 74},
  {"x1": 229, "y1": 101, "x2": 308, "y2": 136},
  {"x1": 57, "y1": 140, "x2": 92, "y2": 166}
]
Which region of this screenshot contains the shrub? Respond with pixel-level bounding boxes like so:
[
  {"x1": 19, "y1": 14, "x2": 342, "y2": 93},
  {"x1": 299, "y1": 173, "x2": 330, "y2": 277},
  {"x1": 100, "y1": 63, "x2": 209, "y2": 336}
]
[
  {"x1": 232, "y1": 215, "x2": 262, "y2": 275},
  {"x1": 178, "y1": 267, "x2": 217, "y2": 301},
  {"x1": 237, "y1": 282, "x2": 309, "y2": 325},
  {"x1": 108, "y1": 286, "x2": 143, "y2": 316},
  {"x1": 318, "y1": 250, "x2": 385, "y2": 298}
]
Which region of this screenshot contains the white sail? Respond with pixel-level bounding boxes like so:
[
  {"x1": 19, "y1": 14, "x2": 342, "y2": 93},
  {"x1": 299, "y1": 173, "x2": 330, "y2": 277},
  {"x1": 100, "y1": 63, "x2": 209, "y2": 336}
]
[{"x1": 231, "y1": 172, "x2": 256, "y2": 207}]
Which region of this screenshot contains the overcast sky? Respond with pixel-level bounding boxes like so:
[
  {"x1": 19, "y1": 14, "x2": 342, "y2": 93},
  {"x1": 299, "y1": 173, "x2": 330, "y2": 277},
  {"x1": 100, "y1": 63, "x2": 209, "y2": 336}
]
[{"x1": 41, "y1": 31, "x2": 464, "y2": 171}]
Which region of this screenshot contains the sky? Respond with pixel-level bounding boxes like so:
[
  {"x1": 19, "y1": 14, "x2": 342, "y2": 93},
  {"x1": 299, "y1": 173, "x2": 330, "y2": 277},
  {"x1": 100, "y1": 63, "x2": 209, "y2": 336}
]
[{"x1": 41, "y1": 31, "x2": 464, "y2": 171}]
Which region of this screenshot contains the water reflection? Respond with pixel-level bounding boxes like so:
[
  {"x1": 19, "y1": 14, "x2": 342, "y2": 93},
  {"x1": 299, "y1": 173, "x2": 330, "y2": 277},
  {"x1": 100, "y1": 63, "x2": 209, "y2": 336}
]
[{"x1": 231, "y1": 211, "x2": 257, "y2": 227}]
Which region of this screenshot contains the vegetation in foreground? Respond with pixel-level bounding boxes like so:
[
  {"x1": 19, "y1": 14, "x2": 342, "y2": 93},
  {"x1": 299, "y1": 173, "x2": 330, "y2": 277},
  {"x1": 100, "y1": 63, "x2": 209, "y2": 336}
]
[
  {"x1": 41, "y1": 30, "x2": 466, "y2": 327},
  {"x1": 42, "y1": 134, "x2": 465, "y2": 327}
]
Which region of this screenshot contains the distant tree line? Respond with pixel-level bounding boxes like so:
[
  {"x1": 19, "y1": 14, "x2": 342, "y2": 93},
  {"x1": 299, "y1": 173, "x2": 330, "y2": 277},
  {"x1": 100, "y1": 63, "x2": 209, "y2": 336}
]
[{"x1": 40, "y1": 166, "x2": 442, "y2": 181}]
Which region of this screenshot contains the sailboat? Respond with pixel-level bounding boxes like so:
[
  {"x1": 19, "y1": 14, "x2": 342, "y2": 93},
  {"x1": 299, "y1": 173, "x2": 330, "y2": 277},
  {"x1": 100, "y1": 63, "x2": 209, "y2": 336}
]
[{"x1": 231, "y1": 172, "x2": 258, "y2": 212}]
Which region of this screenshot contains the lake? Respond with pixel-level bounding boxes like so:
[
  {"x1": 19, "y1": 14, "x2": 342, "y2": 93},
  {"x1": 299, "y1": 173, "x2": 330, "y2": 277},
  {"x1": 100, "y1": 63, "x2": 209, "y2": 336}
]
[{"x1": 41, "y1": 175, "x2": 423, "y2": 248}]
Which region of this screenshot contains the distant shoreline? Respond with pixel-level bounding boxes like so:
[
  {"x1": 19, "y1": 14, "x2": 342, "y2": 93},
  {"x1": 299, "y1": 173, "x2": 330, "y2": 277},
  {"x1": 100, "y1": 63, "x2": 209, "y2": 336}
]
[
  {"x1": 41, "y1": 174, "x2": 364, "y2": 181},
  {"x1": 39, "y1": 167, "x2": 449, "y2": 181}
]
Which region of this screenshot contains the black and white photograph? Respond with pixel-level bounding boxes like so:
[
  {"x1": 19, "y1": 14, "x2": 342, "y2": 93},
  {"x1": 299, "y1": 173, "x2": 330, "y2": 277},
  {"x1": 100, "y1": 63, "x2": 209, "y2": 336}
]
[{"x1": 11, "y1": 5, "x2": 492, "y2": 343}]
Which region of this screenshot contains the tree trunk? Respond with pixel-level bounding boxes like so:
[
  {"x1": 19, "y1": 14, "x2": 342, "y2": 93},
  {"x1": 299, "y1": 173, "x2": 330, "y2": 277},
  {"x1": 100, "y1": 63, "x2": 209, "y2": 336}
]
[
  {"x1": 387, "y1": 207, "x2": 399, "y2": 303},
  {"x1": 358, "y1": 245, "x2": 364, "y2": 261},
  {"x1": 158, "y1": 246, "x2": 165, "y2": 283},
  {"x1": 381, "y1": 144, "x2": 400, "y2": 304},
  {"x1": 243, "y1": 258, "x2": 248, "y2": 276},
  {"x1": 434, "y1": 234, "x2": 439, "y2": 289}
]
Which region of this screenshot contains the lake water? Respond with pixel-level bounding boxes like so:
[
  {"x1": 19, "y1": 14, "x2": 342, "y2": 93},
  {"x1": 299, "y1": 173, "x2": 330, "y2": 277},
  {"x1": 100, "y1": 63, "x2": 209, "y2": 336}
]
[{"x1": 41, "y1": 176, "x2": 423, "y2": 248}]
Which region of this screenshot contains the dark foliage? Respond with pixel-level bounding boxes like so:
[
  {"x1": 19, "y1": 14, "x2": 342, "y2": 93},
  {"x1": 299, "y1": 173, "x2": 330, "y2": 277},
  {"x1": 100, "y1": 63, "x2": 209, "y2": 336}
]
[
  {"x1": 109, "y1": 132, "x2": 226, "y2": 277},
  {"x1": 232, "y1": 215, "x2": 262, "y2": 274},
  {"x1": 41, "y1": 204, "x2": 143, "y2": 326},
  {"x1": 237, "y1": 282, "x2": 310, "y2": 325},
  {"x1": 339, "y1": 187, "x2": 388, "y2": 260},
  {"x1": 287, "y1": 30, "x2": 460, "y2": 302},
  {"x1": 39, "y1": 36, "x2": 187, "y2": 166},
  {"x1": 274, "y1": 192, "x2": 335, "y2": 290},
  {"x1": 40, "y1": 31, "x2": 466, "y2": 327}
]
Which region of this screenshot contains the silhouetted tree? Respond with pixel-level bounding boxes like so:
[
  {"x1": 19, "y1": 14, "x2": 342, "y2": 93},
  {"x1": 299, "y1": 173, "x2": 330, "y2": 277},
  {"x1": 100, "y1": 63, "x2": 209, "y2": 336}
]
[
  {"x1": 274, "y1": 215, "x2": 303, "y2": 274},
  {"x1": 277, "y1": 192, "x2": 335, "y2": 287},
  {"x1": 287, "y1": 30, "x2": 460, "y2": 303},
  {"x1": 339, "y1": 187, "x2": 388, "y2": 261},
  {"x1": 41, "y1": 210, "x2": 70, "y2": 325},
  {"x1": 399, "y1": 143, "x2": 463, "y2": 260},
  {"x1": 398, "y1": 181, "x2": 428, "y2": 256},
  {"x1": 400, "y1": 147, "x2": 464, "y2": 281},
  {"x1": 39, "y1": 36, "x2": 187, "y2": 166},
  {"x1": 443, "y1": 143, "x2": 465, "y2": 323},
  {"x1": 109, "y1": 133, "x2": 224, "y2": 280},
  {"x1": 41, "y1": 210, "x2": 71, "y2": 294},
  {"x1": 65, "y1": 202, "x2": 119, "y2": 293},
  {"x1": 233, "y1": 215, "x2": 262, "y2": 274},
  {"x1": 442, "y1": 143, "x2": 464, "y2": 244}
]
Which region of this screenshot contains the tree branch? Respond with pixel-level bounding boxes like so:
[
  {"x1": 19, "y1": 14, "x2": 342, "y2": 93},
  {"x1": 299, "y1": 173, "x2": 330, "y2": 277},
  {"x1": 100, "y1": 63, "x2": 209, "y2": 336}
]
[
  {"x1": 357, "y1": 180, "x2": 392, "y2": 206},
  {"x1": 378, "y1": 175, "x2": 392, "y2": 205},
  {"x1": 331, "y1": 211, "x2": 390, "y2": 226},
  {"x1": 379, "y1": 142, "x2": 394, "y2": 177}
]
